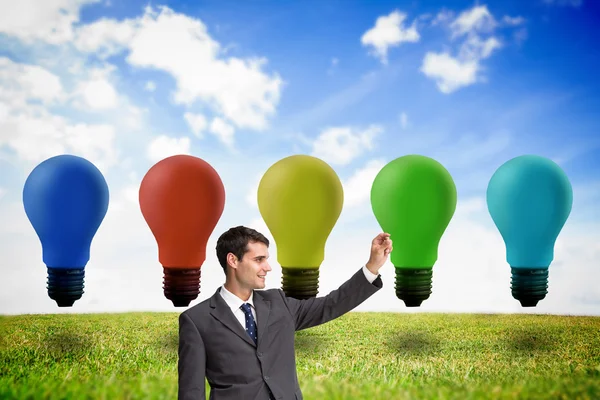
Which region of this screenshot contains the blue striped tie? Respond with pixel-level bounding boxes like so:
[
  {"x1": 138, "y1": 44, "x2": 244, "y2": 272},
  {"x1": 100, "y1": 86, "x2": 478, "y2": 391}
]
[{"x1": 240, "y1": 303, "x2": 257, "y2": 344}]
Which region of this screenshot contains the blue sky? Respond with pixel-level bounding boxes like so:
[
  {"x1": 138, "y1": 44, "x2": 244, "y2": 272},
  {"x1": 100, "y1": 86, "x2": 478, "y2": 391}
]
[{"x1": 0, "y1": 0, "x2": 598, "y2": 315}]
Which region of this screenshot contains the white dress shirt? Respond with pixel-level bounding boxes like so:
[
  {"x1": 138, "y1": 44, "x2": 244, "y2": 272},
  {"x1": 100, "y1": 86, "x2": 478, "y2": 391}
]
[{"x1": 219, "y1": 265, "x2": 379, "y2": 328}]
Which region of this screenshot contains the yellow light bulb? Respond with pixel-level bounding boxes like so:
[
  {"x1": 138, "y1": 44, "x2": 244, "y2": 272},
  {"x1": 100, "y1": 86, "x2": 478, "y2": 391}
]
[{"x1": 257, "y1": 155, "x2": 343, "y2": 299}]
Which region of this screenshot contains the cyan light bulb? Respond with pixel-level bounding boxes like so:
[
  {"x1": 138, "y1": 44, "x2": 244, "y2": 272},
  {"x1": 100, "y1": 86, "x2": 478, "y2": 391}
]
[
  {"x1": 486, "y1": 155, "x2": 573, "y2": 307},
  {"x1": 23, "y1": 154, "x2": 109, "y2": 307}
]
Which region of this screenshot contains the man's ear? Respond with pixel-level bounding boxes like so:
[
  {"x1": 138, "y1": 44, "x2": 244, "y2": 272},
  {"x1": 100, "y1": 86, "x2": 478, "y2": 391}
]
[{"x1": 226, "y1": 252, "x2": 238, "y2": 269}]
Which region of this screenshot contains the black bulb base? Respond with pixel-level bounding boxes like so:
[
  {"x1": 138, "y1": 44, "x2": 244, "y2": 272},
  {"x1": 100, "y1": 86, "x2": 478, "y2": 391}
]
[
  {"x1": 281, "y1": 267, "x2": 319, "y2": 299},
  {"x1": 395, "y1": 267, "x2": 433, "y2": 307},
  {"x1": 163, "y1": 267, "x2": 201, "y2": 307},
  {"x1": 47, "y1": 267, "x2": 85, "y2": 307},
  {"x1": 511, "y1": 267, "x2": 548, "y2": 307}
]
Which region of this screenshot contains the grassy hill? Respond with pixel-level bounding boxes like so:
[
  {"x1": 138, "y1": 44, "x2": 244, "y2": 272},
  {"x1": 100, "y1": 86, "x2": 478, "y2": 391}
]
[{"x1": 1, "y1": 312, "x2": 599, "y2": 399}]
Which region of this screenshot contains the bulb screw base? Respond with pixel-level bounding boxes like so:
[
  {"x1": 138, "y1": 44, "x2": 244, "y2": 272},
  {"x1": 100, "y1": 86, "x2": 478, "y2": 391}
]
[
  {"x1": 510, "y1": 267, "x2": 548, "y2": 307},
  {"x1": 395, "y1": 267, "x2": 433, "y2": 307},
  {"x1": 163, "y1": 267, "x2": 201, "y2": 307},
  {"x1": 47, "y1": 267, "x2": 85, "y2": 307},
  {"x1": 281, "y1": 267, "x2": 319, "y2": 299}
]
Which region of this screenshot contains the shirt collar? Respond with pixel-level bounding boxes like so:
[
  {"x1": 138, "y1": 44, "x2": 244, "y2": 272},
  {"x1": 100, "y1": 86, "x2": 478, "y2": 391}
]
[{"x1": 220, "y1": 284, "x2": 255, "y2": 313}]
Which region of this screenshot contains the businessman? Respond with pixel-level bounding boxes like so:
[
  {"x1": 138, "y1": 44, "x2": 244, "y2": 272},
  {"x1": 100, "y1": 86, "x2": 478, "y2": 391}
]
[{"x1": 178, "y1": 226, "x2": 392, "y2": 400}]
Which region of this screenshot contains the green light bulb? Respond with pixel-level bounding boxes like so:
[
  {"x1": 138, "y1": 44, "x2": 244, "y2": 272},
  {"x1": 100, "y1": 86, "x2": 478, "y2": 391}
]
[
  {"x1": 257, "y1": 155, "x2": 343, "y2": 299},
  {"x1": 371, "y1": 155, "x2": 457, "y2": 307}
]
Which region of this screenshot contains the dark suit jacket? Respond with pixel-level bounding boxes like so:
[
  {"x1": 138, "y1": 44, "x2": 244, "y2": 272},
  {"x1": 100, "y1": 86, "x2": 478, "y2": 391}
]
[{"x1": 178, "y1": 267, "x2": 382, "y2": 400}]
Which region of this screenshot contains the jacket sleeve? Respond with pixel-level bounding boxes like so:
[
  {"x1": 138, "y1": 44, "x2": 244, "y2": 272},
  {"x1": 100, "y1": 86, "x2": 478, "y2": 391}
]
[
  {"x1": 279, "y1": 266, "x2": 382, "y2": 331},
  {"x1": 178, "y1": 312, "x2": 206, "y2": 400}
]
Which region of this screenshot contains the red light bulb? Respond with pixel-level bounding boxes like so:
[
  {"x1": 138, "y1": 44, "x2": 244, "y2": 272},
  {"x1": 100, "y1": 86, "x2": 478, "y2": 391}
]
[{"x1": 139, "y1": 155, "x2": 225, "y2": 307}]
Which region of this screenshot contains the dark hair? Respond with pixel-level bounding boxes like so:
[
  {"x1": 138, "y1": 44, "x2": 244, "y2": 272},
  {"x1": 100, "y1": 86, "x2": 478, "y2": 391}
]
[{"x1": 216, "y1": 225, "x2": 269, "y2": 275}]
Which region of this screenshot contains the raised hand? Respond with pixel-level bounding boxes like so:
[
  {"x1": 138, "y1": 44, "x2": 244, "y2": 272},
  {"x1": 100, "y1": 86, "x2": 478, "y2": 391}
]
[{"x1": 366, "y1": 233, "x2": 392, "y2": 274}]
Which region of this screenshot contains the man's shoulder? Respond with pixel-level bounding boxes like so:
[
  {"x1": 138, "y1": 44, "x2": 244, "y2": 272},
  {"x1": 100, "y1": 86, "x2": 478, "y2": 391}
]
[
  {"x1": 255, "y1": 288, "x2": 291, "y2": 312},
  {"x1": 180, "y1": 293, "x2": 214, "y2": 320},
  {"x1": 255, "y1": 287, "x2": 285, "y2": 301}
]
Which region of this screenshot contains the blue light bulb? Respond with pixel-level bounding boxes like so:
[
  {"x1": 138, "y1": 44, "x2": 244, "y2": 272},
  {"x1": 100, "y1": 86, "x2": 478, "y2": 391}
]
[
  {"x1": 23, "y1": 154, "x2": 109, "y2": 307},
  {"x1": 486, "y1": 155, "x2": 573, "y2": 307}
]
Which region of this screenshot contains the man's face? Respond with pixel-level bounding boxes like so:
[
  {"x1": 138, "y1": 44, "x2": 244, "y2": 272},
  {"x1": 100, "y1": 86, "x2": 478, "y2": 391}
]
[{"x1": 234, "y1": 241, "x2": 272, "y2": 290}]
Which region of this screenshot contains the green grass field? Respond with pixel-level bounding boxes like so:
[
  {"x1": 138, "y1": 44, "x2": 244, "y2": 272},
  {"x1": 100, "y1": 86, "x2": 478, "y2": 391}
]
[{"x1": 1, "y1": 312, "x2": 599, "y2": 399}]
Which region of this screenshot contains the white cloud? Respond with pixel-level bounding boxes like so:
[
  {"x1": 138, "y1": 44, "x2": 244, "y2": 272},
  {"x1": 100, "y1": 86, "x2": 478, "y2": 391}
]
[
  {"x1": 74, "y1": 16, "x2": 137, "y2": 57},
  {"x1": 399, "y1": 112, "x2": 408, "y2": 129},
  {"x1": 74, "y1": 6, "x2": 283, "y2": 131},
  {"x1": 146, "y1": 135, "x2": 191, "y2": 163},
  {"x1": 0, "y1": 58, "x2": 118, "y2": 174},
  {"x1": 145, "y1": 81, "x2": 156, "y2": 92},
  {"x1": 0, "y1": 0, "x2": 100, "y2": 45},
  {"x1": 502, "y1": 15, "x2": 526, "y2": 26},
  {"x1": 209, "y1": 117, "x2": 235, "y2": 148},
  {"x1": 64, "y1": 64, "x2": 136, "y2": 121},
  {"x1": 184, "y1": 112, "x2": 208, "y2": 138},
  {"x1": 311, "y1": 125, "x2": 382, "y2": 166},
  {"x1": 420, "y1": 4, "x2": 507, "y2": 94},
  {"x1": 0, "y1": 57, "x2": 64, "y2": 107},
  {"x1": 0, "y1": 56, "x2": 143, "y2": 171},
  {"x1": 122, "y1": 183, "x2": 140, "y2": 205},
  {"x1": 342, "y1": 159, "x2": 386, "y2": 208},
  {"x1": 121, "y1": 104, "x2": 146, "y2": 130},
  {"x1": 74, "y1": 69, "x2": 119, "y2": 110},
  {"x1": 431, "y1": 9, "x2": 454, "y2": 26},
  {"x1": 0, "y1": 112, "x2": 118, "y2": 174},
  {"x1": 421, "y1": 52, "x2": 479, "y2": 94},
  {"x1": 361, "y1": 10, "x2": 420, "y2": 64},
  {"x1": 460, "y1": 35, "x2": 502, "y2": 60},
  {"x1": 450, "y1": 5, "x2": 497, "y2": 38},
  {"x1": 63, "y1": 123, "x2": 117, "y2": 167},
  {"x1": 0, "y1": 103, "x2": 8, "y2": 121},
  {"x1": 455, "y1": 196, "x2": 486, "y2": 217}
]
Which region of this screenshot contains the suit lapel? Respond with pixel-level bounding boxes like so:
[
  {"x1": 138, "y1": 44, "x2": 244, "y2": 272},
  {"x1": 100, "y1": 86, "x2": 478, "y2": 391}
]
[
  {"x1": 254, "y1": 292, "x2": 271, "y2": 349},
  {"x1": 210, "y1": 288, "x2": 254, "y2": 346},
  {"x1": 209, "y1": 287, "x2": 271, "y2": 348}
]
